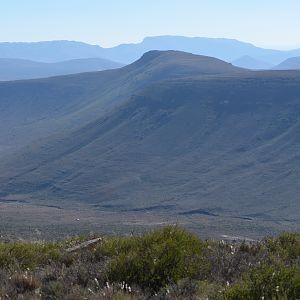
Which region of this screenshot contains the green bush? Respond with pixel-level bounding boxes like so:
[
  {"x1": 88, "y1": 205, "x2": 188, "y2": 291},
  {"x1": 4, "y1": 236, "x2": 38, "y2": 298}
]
[
  {"x1": 225, "y1": 264, "x2": 300, "y2": 300},
  {"x1": 0, "y1": 242, "x2": 61, "y2": 269},
  {"x1": 98, "y1": 226, "x2": 210, "y2": 292},
  {"x1": 266, "y1": 232, "x2": 300, "y2": 262}
]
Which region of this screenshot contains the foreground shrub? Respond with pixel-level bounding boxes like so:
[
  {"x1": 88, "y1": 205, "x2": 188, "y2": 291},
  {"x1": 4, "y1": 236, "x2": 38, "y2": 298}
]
[
  {"x1": 158, "y1": 279, "x2": 223, "y2": 300},
  {"x1": 208, "y1": 240, "x2": 267, "y2": 284},
  {"x1": 11, "y1": 273, "x2": 41, "y2": 294},
  {"x1": 225, "y1": 263, "x2": 300, "y2": 300},
  {"x1": 266, "y1": 232, "x2": 300, "y2": 262},
  {"x1": 1, "y1": 227, "x2": 300, "y2": 299},
  {"x1": 0, "y1": 242, "x2": 61, "y2": 269},
  {"x1": 99, "y1": 226, "x2": 210, "y2": 292}
]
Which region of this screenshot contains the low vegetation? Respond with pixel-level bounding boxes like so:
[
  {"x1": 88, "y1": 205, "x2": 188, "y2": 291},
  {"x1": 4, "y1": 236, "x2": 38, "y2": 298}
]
[{"x1": 0, "y1": 227, "x2": 300, "y2": 299}]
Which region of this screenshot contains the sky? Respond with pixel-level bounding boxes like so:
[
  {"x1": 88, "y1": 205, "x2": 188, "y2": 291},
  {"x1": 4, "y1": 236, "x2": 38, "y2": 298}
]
[{"x1": 1, "y1": 0, "x2": 300, "y2": 49}]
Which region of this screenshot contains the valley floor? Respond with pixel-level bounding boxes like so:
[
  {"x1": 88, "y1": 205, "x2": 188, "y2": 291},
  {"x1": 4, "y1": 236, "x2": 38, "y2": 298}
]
[{"x1": 1, "y1": 201, "x2": 299, "y2": 241}]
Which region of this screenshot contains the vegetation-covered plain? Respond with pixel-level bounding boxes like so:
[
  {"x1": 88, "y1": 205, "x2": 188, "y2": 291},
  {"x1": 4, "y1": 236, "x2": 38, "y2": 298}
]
[{"x1": 1, "y1": 226, "x2": 300, "y2": 299}]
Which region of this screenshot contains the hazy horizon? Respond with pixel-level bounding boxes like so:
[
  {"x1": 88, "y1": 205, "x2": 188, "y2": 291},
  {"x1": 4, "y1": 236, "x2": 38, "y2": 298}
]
[
  {"x1": 1, "y1": 0, "x2": 300, "y2": 50},
  {"x1": 1, "y1": 35, "x2": 300, "y2": 52}
]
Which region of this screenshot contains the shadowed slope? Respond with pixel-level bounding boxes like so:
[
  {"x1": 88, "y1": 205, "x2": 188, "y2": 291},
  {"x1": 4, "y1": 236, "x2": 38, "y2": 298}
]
[{"x1": 1, "y1": 69, "x2": 300, "y2": 223}]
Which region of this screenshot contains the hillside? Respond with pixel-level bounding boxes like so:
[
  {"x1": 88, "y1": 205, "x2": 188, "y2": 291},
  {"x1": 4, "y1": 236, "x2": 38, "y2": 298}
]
[
  {"x1": 2, "y1": 72, "x2": 300, "y2": 221},
  {"x1": 273, "y1": 56, "x2": 300, "y2": 70},
  {"x1": 0, "y1": 58, "x2": 123, "y2": 81},
  {"x1": 0, "y1": 51, "x2": 300, "y2": 229}
]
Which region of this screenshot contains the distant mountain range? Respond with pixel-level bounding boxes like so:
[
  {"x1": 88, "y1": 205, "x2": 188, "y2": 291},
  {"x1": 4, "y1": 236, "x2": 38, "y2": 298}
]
[
  {"x1": 231, "y1": 56, "x2": 272, "y2": 70},
  {"x1": 273, "y1": 57, "x2": 300, "y2": 70},
  {"x1": 1, "y1": 50, "x2": 300, "y2": 227},
  {"x1": 1, "y1": 36, "x2": 300, "y2": 69},
  {"x1": 0, "y1": 41, "x2": 103, "y2": 63},
  {"x1": 0, "y1": 58, "x2": 123, "y2": 81}
]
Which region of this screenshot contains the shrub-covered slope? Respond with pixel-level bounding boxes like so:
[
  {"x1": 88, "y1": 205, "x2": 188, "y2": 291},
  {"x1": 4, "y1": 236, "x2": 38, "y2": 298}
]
[{"x1": 1, "y1": 227, "x2": 300, "y2": 299}]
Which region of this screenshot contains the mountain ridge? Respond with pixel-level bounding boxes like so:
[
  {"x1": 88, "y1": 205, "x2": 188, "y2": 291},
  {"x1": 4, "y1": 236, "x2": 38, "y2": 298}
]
[{"x1": 1, "y1": 36, "x2": 300, "y2": 66}]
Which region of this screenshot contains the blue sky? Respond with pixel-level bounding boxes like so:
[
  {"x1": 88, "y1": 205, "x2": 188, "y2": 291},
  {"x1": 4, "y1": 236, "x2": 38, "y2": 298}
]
[{"x1": 1, "y1": 0, "x2": 299, "y2": 49}]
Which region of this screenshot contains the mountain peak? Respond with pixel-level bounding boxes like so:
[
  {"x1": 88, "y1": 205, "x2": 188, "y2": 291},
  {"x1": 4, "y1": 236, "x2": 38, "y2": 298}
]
[
  {"x1": 137, "y1": 50, "x2": 167, "y2": 62},
  {"x1": 128, "y1": 50, "x2": 244, "y2": 76}
]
